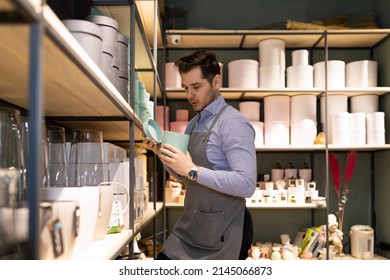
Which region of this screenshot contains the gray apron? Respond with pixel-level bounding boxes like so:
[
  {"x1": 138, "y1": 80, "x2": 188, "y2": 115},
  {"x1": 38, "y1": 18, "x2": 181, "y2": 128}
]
[{"x1": 161, "y1": 104, "x2": 246, "y2": 260}]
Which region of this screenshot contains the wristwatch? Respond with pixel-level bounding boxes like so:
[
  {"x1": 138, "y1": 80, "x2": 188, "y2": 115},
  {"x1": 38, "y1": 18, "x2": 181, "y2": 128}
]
[{"x1": 188, "y1": 165, "x2": 199, "y2": 181}]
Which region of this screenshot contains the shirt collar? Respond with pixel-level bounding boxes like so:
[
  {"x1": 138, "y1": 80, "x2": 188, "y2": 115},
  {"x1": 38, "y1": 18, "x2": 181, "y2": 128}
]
[{"x1": 198, "y1": 95, "x2": 225, "y2": 120}]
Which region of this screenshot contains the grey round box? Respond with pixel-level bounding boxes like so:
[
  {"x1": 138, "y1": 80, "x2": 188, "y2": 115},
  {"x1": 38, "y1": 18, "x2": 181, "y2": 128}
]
[
  {"x1": 119, "y1": 69, "x2": 129, "y2": 101},
  {"x1": 101, "y1": 43, "x2": 114, "y2": 83},
  {"x1": 118, "y1": 33, "x2": 129, "y2": 72},
  {"x1": 86, "y1": 15, "x2": 119, "y2": 60},
  {"x1": 62, "y1": 19, "x2": 103, "y2": 68}
]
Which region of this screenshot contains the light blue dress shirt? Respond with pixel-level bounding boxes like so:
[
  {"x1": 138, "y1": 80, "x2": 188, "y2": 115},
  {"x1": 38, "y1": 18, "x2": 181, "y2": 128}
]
[{"x1": 183, "y1": 95, "x2": 257, "y2": 198}]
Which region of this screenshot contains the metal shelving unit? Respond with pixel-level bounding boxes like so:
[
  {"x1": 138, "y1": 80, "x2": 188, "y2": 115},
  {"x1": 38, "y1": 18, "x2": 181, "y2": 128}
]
[
  {"x1": 0, "y1": 0, "x2": 162, "y2": 259},
  {"x1": 163, "y1": 27, "x2": 390, "y2": 259}
]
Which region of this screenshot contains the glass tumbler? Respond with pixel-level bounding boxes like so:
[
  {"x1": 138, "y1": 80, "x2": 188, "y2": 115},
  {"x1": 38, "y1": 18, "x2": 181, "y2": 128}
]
[
  {"x1": 0, "y1": 107, "x2": 25, "y2": 201},
  {"x1": 46, "y1": 126, "x2": 68, "y2": 187},
  {"x1": 0, "y1": 168, "x2": 19, "y2": 256},
  {"x1": 68, "y1": 129, "x2": 105, "y2": 187},
  {"x1": 20, "y1": 117, "x2": 50, "y2": 189}
]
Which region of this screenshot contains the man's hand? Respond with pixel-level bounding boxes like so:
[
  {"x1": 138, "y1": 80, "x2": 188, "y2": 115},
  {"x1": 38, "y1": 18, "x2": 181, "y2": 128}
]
[
  {"x1": 143, "y1": 137, "x2": 161, "y2": 155},
  {"x1": 159, "y1": 143, "x2": 194, "y2": 177}
]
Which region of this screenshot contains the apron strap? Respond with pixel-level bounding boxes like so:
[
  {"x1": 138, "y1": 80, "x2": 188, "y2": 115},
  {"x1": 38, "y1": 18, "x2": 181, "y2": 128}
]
[{"x1": 204, "y1": 104, "x2": 229, "y2": 142}]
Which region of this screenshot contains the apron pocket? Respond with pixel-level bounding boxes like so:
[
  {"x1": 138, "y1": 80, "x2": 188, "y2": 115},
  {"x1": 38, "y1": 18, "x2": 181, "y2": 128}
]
[{"x1": 175, "y1": 210, "x2": 225, "y2": 250}]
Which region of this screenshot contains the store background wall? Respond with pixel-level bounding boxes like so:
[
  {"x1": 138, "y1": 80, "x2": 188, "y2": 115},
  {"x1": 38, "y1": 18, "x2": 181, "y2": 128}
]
[
  {"x1": 374, "y1": 0, "x2": 390, "y2": 257},
  {"x1": 165, "y1": 0, "x2": 378, "y2": 29},
  {"x1": 144, "y1": 0, "x2": 390, "y2": 251}
]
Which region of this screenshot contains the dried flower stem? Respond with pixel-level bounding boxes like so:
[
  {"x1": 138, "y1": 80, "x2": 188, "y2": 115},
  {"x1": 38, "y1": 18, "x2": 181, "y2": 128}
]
[{"x1": 329, "y1": 150, "x2": 358, "y2": 232}]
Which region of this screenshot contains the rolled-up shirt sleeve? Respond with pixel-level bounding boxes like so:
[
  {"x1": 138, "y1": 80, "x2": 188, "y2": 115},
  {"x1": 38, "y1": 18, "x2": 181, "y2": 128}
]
[{"x1": 197, "y1": 113, "x2": 257, "y2": 198}]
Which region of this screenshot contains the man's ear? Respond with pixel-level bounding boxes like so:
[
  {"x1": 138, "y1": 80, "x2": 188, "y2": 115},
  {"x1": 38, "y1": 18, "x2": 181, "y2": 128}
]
[{"x1": 213, "y1": 74, "x2": 222, "y2": 89}]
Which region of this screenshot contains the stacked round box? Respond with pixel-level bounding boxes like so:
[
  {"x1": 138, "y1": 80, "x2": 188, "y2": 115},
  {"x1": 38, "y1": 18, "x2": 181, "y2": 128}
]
[
  {"x1": 62, "y1": 19, "x2": 103, "y2": 68},
  {"x1": 258, "y1": 39, "x2": 286, "y2": 88},
  {"x1": 118, "y1": 33, "x2": 129, "y2": 102},
  {"x1": 86, "y1": 15, "x2": 120, "y2": 93}
]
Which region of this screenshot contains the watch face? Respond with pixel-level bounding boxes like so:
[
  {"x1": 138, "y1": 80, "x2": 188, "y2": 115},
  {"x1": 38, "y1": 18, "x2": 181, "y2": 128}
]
[{"x1": 188, "y1": 169, "x2": 198, "y2": 180}]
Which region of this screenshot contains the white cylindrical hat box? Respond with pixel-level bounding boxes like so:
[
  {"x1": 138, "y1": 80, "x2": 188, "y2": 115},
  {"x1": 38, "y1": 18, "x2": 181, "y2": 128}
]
[
  {"x1": 239, "y1": 101, "x2": 261, "y2": 121},
  {"x1": 165, "y1": 62, "x2": 181, "y2": 88},
  {"x1": 258, "y1": 38, "x2": 286, "y2": 68},
  {"x1": 332, "y1": 112, "x2": 350, "y2": 130},
  {"x1": 350, "y1": 95, "x2": 379, "y2": 113},
  {"x1": 346, "y1": 60, "x2": 378, "y2": 87},
  {"x1": 332, "y1": 112, "x2": 350, "y2": 145},
  {"x1": 251, "y1": 121, "x2": 264, "y2": 148},
  {"x1": 290, "y1": 95, "x2": 317, "y2": 124},
  {"x1": 228, "y1": 59, "x2": 259, "y2": 88},
  {"x1": 367, "y1": 130, "x2": 385, "y2": 145},
  {"x1": 264, "y1": 95, "x2": 290, "y2": 123},
  {"x1": 290, "y1": 90, "x2": 317, "y2": 145},
  {"x1": 366, "y1": 112, "x2": 385, "y2": 145},
  {"x1": 259, "y1": 65, "x2": 285, "y2": 88},
  {"x1": 292, "y1": 49, "x2": 309, "y2": 66},
  {"x1": 264, "y1": 121, "x2": 289, "y2": 146},
  {"x1": 290, "y1": 119, "x2": 317, "y2": 146},
  {"x1": 314, "y1": 60, "x2": 345, "y2": 89},
  {"x1": 366, "y1": 112, "x2": 385, "y2": 131},
  {"x1": 286, "y1": 65, "x2": 313, "y2": 88},
  {"x1": 320, "y1": 94, "x2": 348, "y2": 124},
  {"x1": 350, "y1": 112, "x2": 366, "y2": 146}
]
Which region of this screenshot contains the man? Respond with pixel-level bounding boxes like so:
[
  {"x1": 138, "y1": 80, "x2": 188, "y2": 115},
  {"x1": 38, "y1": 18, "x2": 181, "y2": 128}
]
[{"x1": 144, "y1": 50, "x2": 256, "y2": 259}]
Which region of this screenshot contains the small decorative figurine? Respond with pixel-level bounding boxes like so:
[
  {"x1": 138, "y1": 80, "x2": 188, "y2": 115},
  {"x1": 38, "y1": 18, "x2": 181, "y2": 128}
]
[
  {"x1": 261, "y1": 244, "x2": 272, "y2": 259},
  {"x1": 314, "y1": 132, "x2": 326, "y2": 144},
  {"x1": 328, "y1": 214, "x2": 344, "y2": 257},
  {"x1": 271, "y1": 246, "x2": 282, "y2": 260},
  {"x1": 280, "y1": 234, "x2": 293, "y2": 259},
  {"x1": 248, "y1": 244, "x2": 262, "y2": 260}
]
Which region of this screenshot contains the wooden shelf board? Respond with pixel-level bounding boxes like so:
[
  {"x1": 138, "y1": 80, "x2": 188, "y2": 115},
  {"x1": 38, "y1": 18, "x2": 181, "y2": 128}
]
[
  {"x1": 170, "y1": 34, "x2": 243, "y2": 49},
  {"x1": 165, "y1": 87, "x2": 390, "y2": 100},
  {"x1": 166, "y1": 29, "x2": 390, "y2": 49},
  {"x1": 327, "y1": 87, "x2": 390, "y2": 96},
  {"x1": 0, "y1": 5, "x2": 146, "y2": 141},
  {"x1": 0, "y1": 0, "x2": 16, "y2": 11},
  {"x1": 0, "y1": 24, "x2": 125, "y2": 116},
  {"x1": 242, "y1": 32, "x2": 324, "y2": 48},
  {"x1": 166, "y1": 202, "x2": 326, "y2": 209},
  {"x1": 54, "y1": 120, "x2": 144, "y2": 142},
  {"x1": 247, "y1": 203, "x2": 326, "y2": 209},
  {"x1": 71, "y1": 229, "x2": 134, "y2": 260},
  {"x1": 319, "y1": 30, "x2": 390, "y2": 48},
  {"x1": 134, "y1": 202, "x2": 163, "y2": 235},
  {"x1": 70, "y1": 202, "x2": 162, "y2": 260},
  {"x1": 255, "y1": 144, "x2": 390, "y2": 152}
]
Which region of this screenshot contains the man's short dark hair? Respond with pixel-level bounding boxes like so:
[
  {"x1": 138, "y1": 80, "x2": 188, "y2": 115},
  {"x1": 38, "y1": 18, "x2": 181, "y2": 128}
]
[{"x1": 174, "y1": 50, "x2": 220, "y2": 84}]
